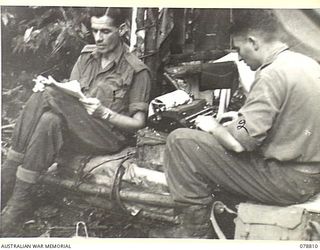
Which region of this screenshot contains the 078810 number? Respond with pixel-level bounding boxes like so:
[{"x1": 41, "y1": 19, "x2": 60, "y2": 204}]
[{"x1": 300, "y1": 244, "x2": 318, "y2": 249}]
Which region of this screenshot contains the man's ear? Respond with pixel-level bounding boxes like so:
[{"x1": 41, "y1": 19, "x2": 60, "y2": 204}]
[
  {"x1": 248, "y1": 36, "x2": 259, "y2": 51},
  {"x1": 118, "y1": 22, "x2": 129, "y2": 37}
]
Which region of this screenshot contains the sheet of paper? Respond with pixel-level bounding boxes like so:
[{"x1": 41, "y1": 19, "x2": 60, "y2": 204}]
[{"x1": 148, "y1": 89, "x2": 192, "y2": 116}]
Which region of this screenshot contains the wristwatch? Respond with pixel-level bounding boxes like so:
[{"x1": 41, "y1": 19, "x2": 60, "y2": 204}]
[{"x1": 101, "y1": 109, "x2": 113, "y2": 121}]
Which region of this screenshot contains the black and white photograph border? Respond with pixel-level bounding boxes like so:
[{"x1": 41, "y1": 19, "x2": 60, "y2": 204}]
[{"x1": 1, "y1": 0, "x2": 320, "y2": 249}]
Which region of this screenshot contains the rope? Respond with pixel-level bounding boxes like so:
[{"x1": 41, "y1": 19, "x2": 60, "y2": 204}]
[
  {"x1": 308, "y1": 221, "x2": 320, "y2": 240},
  {"x1": 109, "y1": 157, "x2": 132, "y2": 214},
  {"x1": 74, "y1": 155, "x2": 93, "y2": 188},
  {"x1": 84, "y1": 152, "x2": 135, "y2": 176},
  {"x1": 210, "y1": 201, "x2": 237, "y2": 239}
]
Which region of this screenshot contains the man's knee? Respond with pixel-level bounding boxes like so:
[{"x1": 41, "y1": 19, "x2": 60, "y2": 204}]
[
  {"x1": 38, "y1": 112, "x2": 62, "y2": 129},
  {"x1": 167, "y1": 128, "x2": 196, "y2": 144},
  {"x1": 167, "y1": 128, "x2": 216, "y2": 147},
  {"x1": 44, "y1": 86, "x2": 60, "y2": 96},
  {"x1": 16, "y1": 166, "x2": 40, "y2": 184}
]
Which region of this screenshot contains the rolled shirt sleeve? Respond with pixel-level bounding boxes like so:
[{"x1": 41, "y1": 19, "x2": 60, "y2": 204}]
[
  {"x1": 128, "y1": 69, "x2": 151, "y2": 116},
  {"x1": 226, "y1": 72, "x2": 285, "y2": 151}
]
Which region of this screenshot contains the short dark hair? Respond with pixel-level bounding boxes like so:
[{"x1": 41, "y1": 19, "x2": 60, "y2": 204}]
[
  {"x1": 230, "y1": 9, "x2": 282, "y2": 41},
  {"x1": 90, "y1": 7, "x2": 129, "y2": 27}
]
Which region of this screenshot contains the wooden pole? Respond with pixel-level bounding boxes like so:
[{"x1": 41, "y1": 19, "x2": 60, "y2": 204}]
[
  {"x1": 83, "y1": 195, "x2": 179, "y2": 224},
  {"x1": 144, "y1": 8, "x2": 159, "y2": 98},
  {"x1": 135, "y1": 8, "x2": 145, "y2": 58},
  {"x1": 41, "y1": 174, "x2": 178, "y2": 208},
  {"x1": 129, "y1": 7, "x2": 138, "y2": 52}
]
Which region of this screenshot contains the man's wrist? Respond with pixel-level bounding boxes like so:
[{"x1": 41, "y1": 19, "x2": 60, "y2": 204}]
[
  {"x1": 101, "y1": 107, "x2": 114, "y2": 121},
  {"x1": 208, "y1": 123, "x2": 221, "y2": 136}
]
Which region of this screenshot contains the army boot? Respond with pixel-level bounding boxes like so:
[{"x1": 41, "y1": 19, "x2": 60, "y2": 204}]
[
  {"x1": 1, "y1": 161, "x2": 20, "y2": 209},
  {"x1": 0, "y1": 178, "x2": 35, "y2": 237},
  {"x1": 149, "y1": 204, "x2": 213, "y2": 238}
]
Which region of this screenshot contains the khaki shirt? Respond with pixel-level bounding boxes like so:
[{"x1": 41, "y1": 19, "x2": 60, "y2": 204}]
[
  {"x1": 227, "y1": 46, "x2": 320, "y2": 162},
  {"x1": 70, "y1": 44, "x2": 151, "y2": 116}
]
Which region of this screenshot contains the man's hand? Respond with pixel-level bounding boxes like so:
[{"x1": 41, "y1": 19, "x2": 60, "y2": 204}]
[
  {"x1": 194, "y1": 115, "x2": 220, "y2": 133},
  {"x1": 194, "y1": 114, "x2": 245, "y2": 152},
  {"x1": 32, "y1": 75, "x2": 60, "y2": 93},
  {"x1": 32, "y1": 75, "x2": 55, "y2": 92},
  {"x1": 80, "y1": 97, "x2": 146, "y2": 131},
  {"x1": 79, "y1": 97, "x2": 113, "y2": 119},
  {"x1": 217, "y1": 111, "x2": 239, "y2": 126}
]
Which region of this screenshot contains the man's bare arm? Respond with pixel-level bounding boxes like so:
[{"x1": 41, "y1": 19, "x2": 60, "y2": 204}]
[
  {"x1": 210, "y1": 124, "x2": 245, "y2": 152},
  {"x1": 195, "y1": 115, "x2": 245, "y2": 152},
  {"x1": 108, "y1": 111, "x2": 146, "y2": 132},
  {"x1": 80, "y1": 97, "x2": 146, "y2": 132}
]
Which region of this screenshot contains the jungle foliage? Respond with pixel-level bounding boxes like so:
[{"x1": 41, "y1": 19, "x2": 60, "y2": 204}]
[{"x1": 1, "y1": 6, "x2": 100, "y2": 155}]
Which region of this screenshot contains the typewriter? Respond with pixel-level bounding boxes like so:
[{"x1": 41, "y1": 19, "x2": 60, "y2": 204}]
[
  {"x1": 148, "y1": 99, "x2": 216, "y2": 133},
  {"x1": 148, "y1": 61, "x2": 239, "y2": 133}
]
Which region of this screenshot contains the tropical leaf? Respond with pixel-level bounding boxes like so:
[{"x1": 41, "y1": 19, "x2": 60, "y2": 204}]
[
  {"x1": 80, "y1": 22, "x2": 90, "y2": 36},
  {"x1": 23, "y1": 26, "x2": 34, "y2": 42},
  {"x1": 1, "y1": 11, "x2": 15, "y2": 26},
  {"x1": 51, "y1": 27, "x2": 68, "y2": 56}
]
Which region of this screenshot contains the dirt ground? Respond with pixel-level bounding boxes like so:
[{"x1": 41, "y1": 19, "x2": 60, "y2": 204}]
[
  {"x1": 11, "y1": 183, "x2": 236, "y2": 238},
  {"x1": 7, "y1": 180, "x2": 238, "y2": 238},
  {"x1": 17, "y1": 184, "x2": 162, "y2": 238}
]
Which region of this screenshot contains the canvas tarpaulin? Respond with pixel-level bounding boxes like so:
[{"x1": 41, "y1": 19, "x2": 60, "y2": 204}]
[{"x1": 274, "y1": 9, "x2": 320, "y2": 62}]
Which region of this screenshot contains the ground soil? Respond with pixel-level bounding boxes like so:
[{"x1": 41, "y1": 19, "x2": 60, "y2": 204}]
[{"x1": 11, "y1": 182, "x2": 172, "y2": 238}]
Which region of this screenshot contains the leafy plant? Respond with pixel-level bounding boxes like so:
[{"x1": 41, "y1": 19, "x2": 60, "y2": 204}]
[
  {"x1": 12, "y1": 7, "x2": 91, "y2": 55},
  {"x1": 2, "y1": 6, "x2": 95, "y2": 80}
]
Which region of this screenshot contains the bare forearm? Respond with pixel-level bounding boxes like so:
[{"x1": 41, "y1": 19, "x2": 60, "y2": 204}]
[
  {"x1": 80, "y1": 97, "x2": 146, "y2": 132},
  {"x1": 209, "y1": 124, "x2": 245, "y2": 152},
  {"x1": 108, "y1": 111, "x2": 146, "y2": 132},
  {"x1": 195, "y1": 115, "x2": 245, "y2": 153}
]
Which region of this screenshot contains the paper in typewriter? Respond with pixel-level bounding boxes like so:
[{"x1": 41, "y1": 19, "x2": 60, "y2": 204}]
[{"x1": 148, "y1": 89, "x2": 193, "y2": 116}]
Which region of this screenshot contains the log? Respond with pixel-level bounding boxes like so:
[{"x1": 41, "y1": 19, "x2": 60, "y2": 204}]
[
  {"x1": 124, "y1": 162, "x2": 167, "y2": 186},
  {"x1": 40, "y1": 174, "x2": 177, "y2": 208},
  {"x1": 83, "y1": 196, "x2": 179, "y2": 224},
  {"x1": 120, "y1": 189, "x2": 173, "y2": 207},
  {"x1": 138, "y1": 210, "x2": 178, "y2": 224}
]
